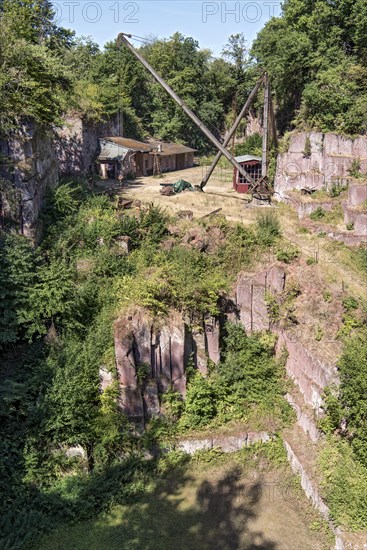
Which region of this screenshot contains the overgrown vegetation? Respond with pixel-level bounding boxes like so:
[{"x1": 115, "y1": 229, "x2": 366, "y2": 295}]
[
  {"x1": 0, "y1": 180, "x2": 287, "y2": 548},
  {"x1": 164, "y1": 323, "x2": 292, "y2": 431}
]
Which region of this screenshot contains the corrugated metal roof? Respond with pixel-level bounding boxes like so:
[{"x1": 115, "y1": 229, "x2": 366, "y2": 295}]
[
  {"x1": 98, "y1": 139, "x2": 130, "y2": 161},
  {"x1": 103, "y1": 137, "x2": 154, "y2": 152},
  {"x1": 234, "y1": 154, "x2": 262, "y2": 163},
  {"x1": 148, "y1": 139, "x2": 197, "y2": 156},
  {"x1": 99, "y1": 136, "x2": 197, "y2": 157}
]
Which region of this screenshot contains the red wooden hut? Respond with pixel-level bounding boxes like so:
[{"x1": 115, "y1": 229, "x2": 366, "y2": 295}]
[{"x1": 232, "y1": 155, "x2": 262, "y2": 193}]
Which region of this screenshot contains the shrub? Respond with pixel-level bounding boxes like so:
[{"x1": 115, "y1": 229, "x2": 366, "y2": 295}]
[
  {"x1": 322, "y1": 329, "x2": 367, "y2": 468},
  {"x1": 302, "y1": 135, "x2": 312, "y2": 157},
  {"x1": 310, "y1": 206, "x2": 325, "y2": 220},
  {"x1": 342, "y1": 296, "x2": 359, "y2": 311},
  {"x1": 346, "y1": 222, "x2": 354, "y2": 231},
  {"x1": 348, "y1": 158, "x2": 361, "y2": 178},
  {"x1": 329, "y1": 181, "x2": 347, "y2": 198},
  {"x1": 319, "y1": 438, "x2": 367, "y2": 530},
  {"x1": 276, "y1": 245, "x2": 300, "y2": 264},
  {"x1": 179, "y1": 372, "x2": 217, "y2": 428},
  {"x1": 256, "y1": 211, "x2": 281, "y2": 246},
  {"x1": 234, "y1": 133, "x2": 262, "y2": 157}
]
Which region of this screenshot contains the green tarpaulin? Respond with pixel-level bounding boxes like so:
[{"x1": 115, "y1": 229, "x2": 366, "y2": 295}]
[{"x1": 173, "y1": 179, "x2": 194, "y2": 193}]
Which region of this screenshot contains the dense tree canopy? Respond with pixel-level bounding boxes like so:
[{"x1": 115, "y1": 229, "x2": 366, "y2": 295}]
[{"x1": 251, "y1": 0, "x2": 367, "y2": 134}]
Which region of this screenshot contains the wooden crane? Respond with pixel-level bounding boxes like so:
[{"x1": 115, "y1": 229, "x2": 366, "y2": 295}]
[{"x1": 117, "y1": 33, "x2": 277, "y2": 198}]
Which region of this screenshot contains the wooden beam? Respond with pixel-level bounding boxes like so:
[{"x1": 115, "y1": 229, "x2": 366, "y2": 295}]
[
  {"x1": 117, "y1": 33, "x2": 255, "y2": 187},
  {"x1": 262, "y1": 73, "x2": 269, "y2": 178},
  {"x1": 200, "y1": 75, "x2": 264, "y2": 189}
]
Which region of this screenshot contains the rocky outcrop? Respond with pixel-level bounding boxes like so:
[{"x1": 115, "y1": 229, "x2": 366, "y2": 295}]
[
  {"x1": 176, "y1": 431, "x2": 271, "y2": 454},
  {"x1": 275, "y1": 132, "x2": 367, "y2": 199},
  {"x1": 236, "y1": 264, "x2": 286, "y2": 332},
  {"x1": 342, "y1": 181, "x2": 367, "y2": 237},
  {"x1": 0, "y1": 122, "x2": 58, "y2": 238},
  {"x1": 53, "y1": 113, "x2": 120, "y2": 176},
  {"x1": 114, "y1": 308, "x2": 220, "y2": 421},
  {"x1": 235, "y1": 264, "x2": 340, "y2": 416}
]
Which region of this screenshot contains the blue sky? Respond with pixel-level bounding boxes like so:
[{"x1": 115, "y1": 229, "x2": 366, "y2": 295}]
[{"x1": 52, "y1": 1, "x2": 282, "y2": 56}]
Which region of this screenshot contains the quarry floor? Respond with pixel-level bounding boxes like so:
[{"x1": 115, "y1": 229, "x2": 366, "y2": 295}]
[
  {"x1": 36, "y1": 450, "x2": 333, "y2": 550},
  {"x1": 96, "y1": 165, "x2": 366, "y2": 303}
]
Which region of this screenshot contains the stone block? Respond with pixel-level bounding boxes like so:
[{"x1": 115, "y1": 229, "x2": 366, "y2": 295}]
[
  {"x1": 114, "y1": 319, "x2": 137, "y2": 388},
  {"x1": 119, "y1": 386, "x2": 144, "y2": 420},
  {"x1": 143, "y1": 380, "x2": 160, "y2": 418},
  {"x1": 348, "y1": 183, "x2": 367, "y2": 207},
  {"x1": 116, "y1": 235, "x2": 131, "y2": 254}
]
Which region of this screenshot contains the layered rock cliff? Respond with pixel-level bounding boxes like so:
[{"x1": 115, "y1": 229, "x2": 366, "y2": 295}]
[{"x1": 274, "y1": 132, "x2": 367, "y2": 198}]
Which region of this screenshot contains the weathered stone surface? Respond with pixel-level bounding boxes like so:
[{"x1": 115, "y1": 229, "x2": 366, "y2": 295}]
[
  {"x1": 143, "y1": 380, "x2": 160, "y2": 418},
  {"x1": 99, "y1": 367, "x2": 114, "y2": 393},
  {"x1": 170, "y1": 322, "x2": 187, "y2": 395},
  {"x1": 53, "y1": 114, "x2": 119, "y2": 176},
  {"x1": 266, "y1": 265, "x2": 286, "y2": 293},
  {"x1": 275, "y1": 132, "x2": 367, "y2": 199},
  {"x1": 343, "y1": 206, "x2": 367, "y2": 236},
  {"x1": 177, "y1": 438, "x2": 213, "y2": 454},
  {"x1": 285, "y1": 393, "x2": 320, "y2": 443},
  {"x1": 205, "y1": 316, "x2": 220, "y2": 364},
  {"x1": 116, "y1": 235, "x2": 131, "y2": 254},
  {"x1": 236, "y1": 272, "x2": 270, "y2": 332},
  {"x1": 211, "y1": 435, "x2": 248, "y2": 452},
  {"x1": 132, "y1": 316, "x2": 152, "y2": 369},
  {"x1": 119, "y1": 386, "x2": 144, "y2": 420},
  {"x1": 192, "y1": 329, "x2": 208, "y2": 375},
  {"x1": 176, "y1": 432, "x2": 271, "y2": 455},
  {"x1": 114, "y1": 318, "x2": 137, "y2": 388},
  {"x1": 277, "y1": 331, "x2": 339, "y2": 414},
  {"x1": 66, "y1": 445, "x2": 86, "y2": 459},
  {"x1": 155, "y1": 324, "x2": 173, "y2": 391},
  {"x1": 348, "y1": 182, "x2": 367, "y2": 207},
  {"x1": 0, "y1": 122, "x2": 58, "y2": 238}
]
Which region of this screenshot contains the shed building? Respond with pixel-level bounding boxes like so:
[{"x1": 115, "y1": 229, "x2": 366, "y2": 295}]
[
  {"x1": 96, "y1": 137, "x2": 196, "y2": 179},
  {"x1": 232, "y1": 155, "x2": 262, "y2": 193}
]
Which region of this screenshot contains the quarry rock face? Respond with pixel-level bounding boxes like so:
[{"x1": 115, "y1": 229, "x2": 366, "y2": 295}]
[
  {"x1": 236, "y1": 264, "x2": 339, "y2": 417},
  {"x1": 0, "y1": 114, "x2": 120, "y2": 239},
  {"x1": 236, "y1": 264, "x2": 286, "y2": 332},
  {"x1": 0, "y1": 122, "x2": 58, "y2": 239},
  {"x1": 348, "y1": 182, "x2": 367, "y2": 207},
  {"x1": 114, "y1": 308, "x2": 220, "y2": 420},
  {"x1": 277, "y1": 331, "x2": 339, "y2": 415},
  {"x1": 275, "y1": 132, "x2": 367, "y2": 199},
  {"x1": 53, "y1": 114, "x2": 120, "y2": 176},
  {"x1": 342, "y1": 181, "x2": 367, "y2": 237}
]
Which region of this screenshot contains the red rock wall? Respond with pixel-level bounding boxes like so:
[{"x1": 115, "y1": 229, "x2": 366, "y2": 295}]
[
  {"x1": 236, "y1": 265, "x2": 340, "y2": 415},
  {"x1": 114, "y1": 308, "x2": 220, "y2": 420},
  {"x1": 275, "y1": 132, "x2": 367, "y2": 199},
  {"x1": 0, "y1": 122, "x2": 58, "y2": 239},
  {"x1": 53, "y1": 114, "x2": 120, "y2": 176}
]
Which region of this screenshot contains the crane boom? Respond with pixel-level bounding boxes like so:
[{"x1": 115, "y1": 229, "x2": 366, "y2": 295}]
[
  {"x1": 117, "y1": 33, "x2": 255, "y2": 188},
  {"x1": 200, "y1": 75, "x2": 264, "y2": 189}
]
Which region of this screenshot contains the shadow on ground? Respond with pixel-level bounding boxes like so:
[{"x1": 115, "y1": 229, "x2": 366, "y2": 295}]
[{"x1": 38, "y1": 463, "x2": 278, "y2": 550}]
